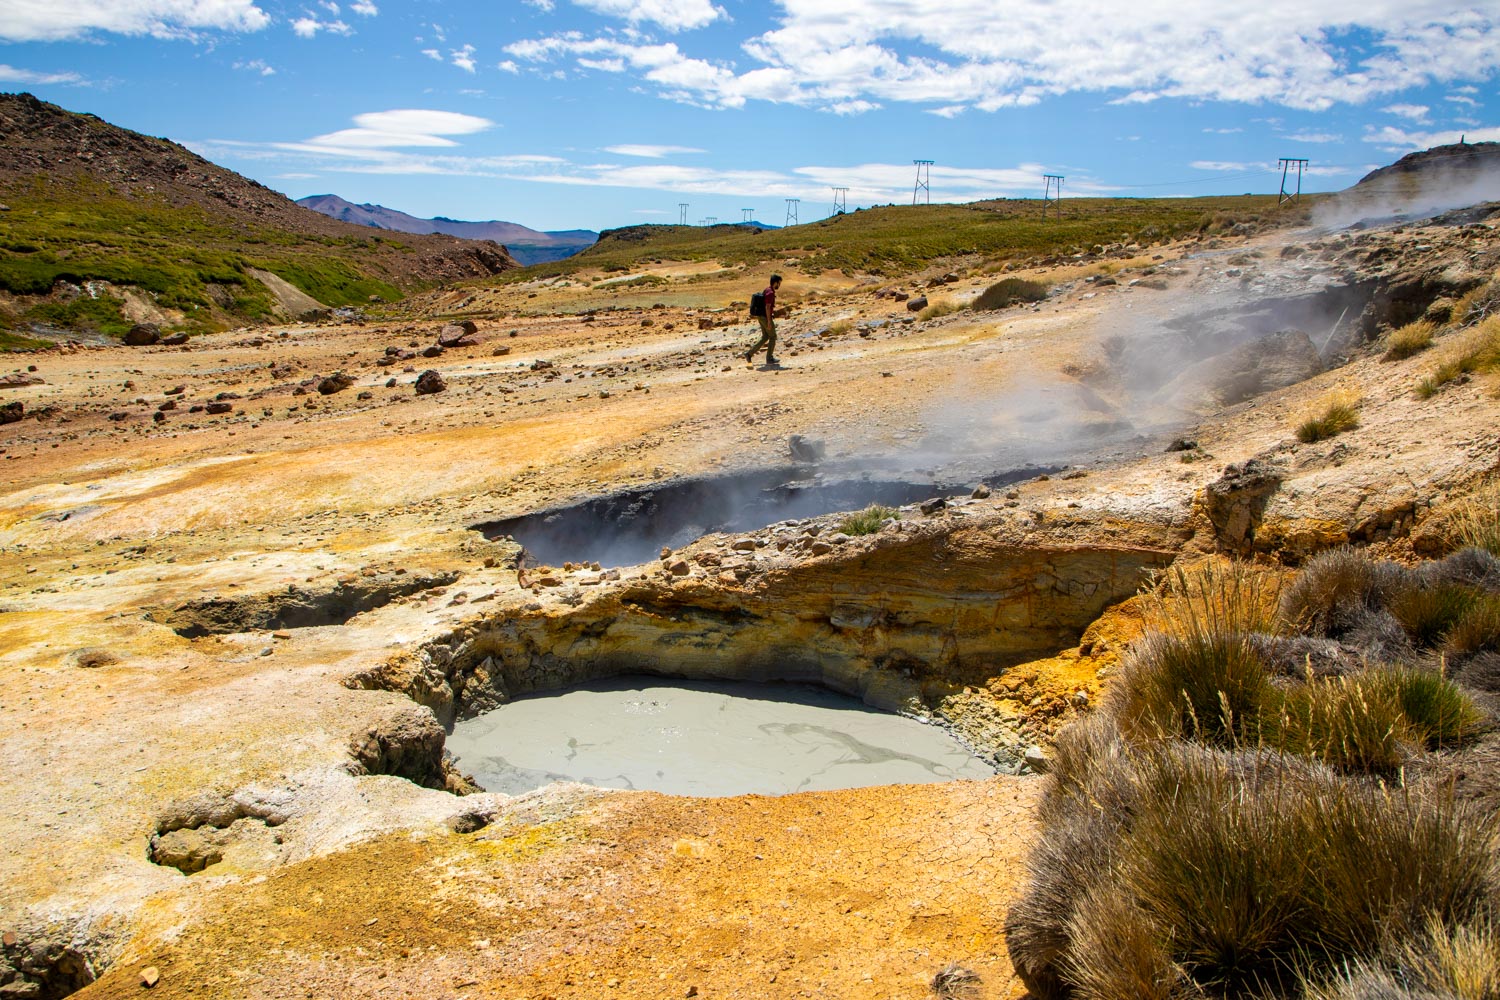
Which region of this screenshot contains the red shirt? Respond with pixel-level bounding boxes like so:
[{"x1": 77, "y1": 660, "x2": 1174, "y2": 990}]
[{"x1": 762, "y1": 284, "x2": 777, "y2": 316}]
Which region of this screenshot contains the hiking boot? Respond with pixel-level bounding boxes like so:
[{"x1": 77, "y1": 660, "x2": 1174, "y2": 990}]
[
  {"x1": 744, "y1": 350, "x2": 755, "y2": 365},
  {"x1": 765, "y1": 356, "x2": 780, "y2": 365}
]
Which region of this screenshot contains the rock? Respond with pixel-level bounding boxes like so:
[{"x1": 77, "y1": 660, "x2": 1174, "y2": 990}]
[
  {"x1": 164, "y1": 385, "x2": 185, "y2": 395},
  {"x1": 809, "y1": 540, "x2": 834, "y2": 555},
  {"x1": 1165, "y1": 438, "x2": 1197, "y2": 452},
  {"x1": 157, "y1": 400, "x2": 176, "y2": 411},
  {"x1": 68, "y1": 647, "x2": 120, "y2": 668},
  {"x1": 971, "y1": 484, "x2": 992, "y2": 499},
  {"x1": 788, "y1": 435, "x2": 825, "y2": 463},
  {"x1": 108, "y1": 411, "x2": 129, "y2": 422},
  {"x1": 920, "y1": 497, "x2": 948, "y2": 515},
  {"x1": 1202, "y1": 458, "x2": 1284, "y2": 555},
  {"x1": 356, "y1": 390, "x2": 373, "y2": 400},
  {"x1": 1022, "y1": 746, "x2": 1050, "y2": 773},
  {"x1": 892, "y1": 290, "x2": 909, "y2": 302},
  {"x1": 205, "y1": 401, "x2": 232, "y2": 414},
  {"x1": 1158, "y1": 329, "x2": 1324, "y2": 411},
  {"x1": 491, "y1": 346, "x2": 511, "y2": 356},
  {"x1": 667, "y1": 559, "x2": 690, "y2": 576},
  {"x1": 730, "y1": 538, "x2": 758, "y2": 552},
  {"x1": 123, "y1": 323, "x2": 160, "y2": 346},
  {"x1": 161, "y1": 332, "x2": 189, "y2": 346},
  {"x1": 0, "y1": 373, "x2": 43, "y2": 388},
  {"x1": 317, "y1": 372, "x2": 355, "y2": 395},
  {"x1": 906, "y1": 295, "x2": 929, "y2": 312},
  {"x1": 421, "y1": 345, "x2": 445, "y2": 359},
  {"x1": 437, "y1": 320, "x2": 480, "y2": 347},
  {"x1": 153, "y1": 411, "x2": 165, "y2": 423},
  {"x1": 140, "y1": 967, "x2": 160, "y2": 988},
  {"x1": 414, "y1": 370, "x2": 447, "y2": 395},
  {"x1": 385, "y1": 377, "x2": 398, "y2": 388},
  {"x1": 0, "y1": 402, "x2": 22, "y2": 425},
  {"x1": 530, "y1": 359, "x2": 554, "y2": 371}
]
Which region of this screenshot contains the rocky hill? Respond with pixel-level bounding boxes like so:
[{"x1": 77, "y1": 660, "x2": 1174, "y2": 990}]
[
  {"x1": 296, "y1": 194, "x2": 597, "y2": 266},
  {"x1": 0, "y1": 93, "x2": 518, "y2": 339}
]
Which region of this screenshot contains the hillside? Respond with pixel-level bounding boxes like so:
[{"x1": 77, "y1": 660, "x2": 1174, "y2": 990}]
[
  {"x1": 0, "y1": 93, "x2": 518, "y2": 342},
  {"x1": 504, "y1": 194, "x2": 1298, "y2": 285},
  {"x1": 296, "y1": 194, "x2": 598, "y2": 266}
]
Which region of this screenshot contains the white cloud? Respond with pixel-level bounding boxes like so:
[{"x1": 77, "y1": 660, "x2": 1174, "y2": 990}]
[
  {"x1": 0, "y1": 0, "x2": 270, "y2": 42},
  {"x1": 421, "y1": 48, "x2": 441, "y2": 60},
  {"x1": 505, "y1": 2, "x2": 1500, "y2": 114},
  {"x1": 604, "y1": 143, "x2": 706, "y2": 157},
  {"x1": 1446, "y1": 94, "x2": 1480, "y2": 107},
  {"x1": 1363, "y1": 124, "x2": 1500, "y2": 151},
  {"x1": 233, "y1": 58, "x2": 275, "y2": 75},
  {"x1": 319, "y1": 0, "x2": 338, "y2": 12},
  {"x1": 1203, "y1": 127, "x2": 1243, "y2": 134},
  {"x1": 497, "y1": 60, "x2": 519, "y2": 73},
  {"x1": 1284, "y1": 131, "x2": 1342, "y2": 143},
  {"x1": 0, "y1": 64, "x2": 84, "y2": 85},
  {"x1": 450, "y1": 44, "x2": 477, "y2": 72},
  {"x1": 525, "y1": 0, "x2": 555, "y2": 9},
  {"x1": 1192, "y1": 160, "x2": 1267, "y2": 172},
  {"x1": 292, "y1": 16, "x2": 350, "y2": 37},
  {"x1": 571, "y1": 0, "x2": 721, "y2": 31},
  {"x1": 1382, "y1": 103, "x2": 1431, "y2": 122},
  {"x1": 928, "y1": 105, "x2": 966, "y2": 118},
  {"x1": 299, "y1": 109, "x2": 495, "y2": 153},
  {"x1": 350, "y1": 0, "x2": 377, "y2": 12}
]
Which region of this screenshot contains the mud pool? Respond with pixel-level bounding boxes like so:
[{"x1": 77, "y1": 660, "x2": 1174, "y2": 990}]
[{"x1": 447, "y1": 677, "x2": 995, "y2": 796}]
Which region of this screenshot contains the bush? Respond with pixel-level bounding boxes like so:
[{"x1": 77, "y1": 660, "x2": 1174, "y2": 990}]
[
  {"x1": 972, "y1": 277, "x2": 1050, "y2": 311},
  {"x1": 837, "y1": 504, "x2": 897, "y2": 536},
  {"x1": 917, "y1": 299, "x2": 964, "y2": 321},
  {"x1": 1363, "y1": 666, "x2": 1487, "y2": 750},
  {"x1": 1388, "y1": 583, "x2": 1483, "y2": 647},
  {"x1": 1296, "y1": 391, "x2": 1361, "y2": 443},
  {"x1": 1449, "y1": 484, "x2": 1500, "y2": 557},
  {"x1": 1381, "y1": 319, "x2": 1437, "y2": 361},
  {"x1": 1443, "y1": 592, "x2": 1500, "y2": 659},
  {"x1": 1108, "y1": 629, "x2": 1276, "y2": 747},
  {"x1": 1268, "y1": 676, "x2": 1414, "y2": 773},
  {"x1": 1451, "y1": 278, "x2": 1500, "y2": 328}
]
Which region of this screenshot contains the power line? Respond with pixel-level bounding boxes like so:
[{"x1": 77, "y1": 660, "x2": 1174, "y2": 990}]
[
  {"x1": 912, "y1": 160, "x2": 933, "y2": 204},
  {"x1": 784, "y1": 197, "x2": 800, "y2": 227}
]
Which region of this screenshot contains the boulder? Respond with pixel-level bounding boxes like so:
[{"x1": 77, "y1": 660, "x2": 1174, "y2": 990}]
[
  {"x1": 205, "y1": 401, "x2": 233, "y2": 414},
  {"x1": 0, "y1": 372, "x2": 43, "y2": 388},
  {"x1": 437, "y1": 321, "x2": 480, "y2": 348},
  {"x1": 161, "y1": 332, "x2": 190, "y2": 346},
  {"x1": 788, "y1": 435, "x2": 825, "y2": 463},
  {"x1": 906, "y1": 296, "x2": 929, "y2": 312},
  {"x1": 123, "y1": 323, "x2": 160, "y2": 346},
  {"x1": 317, "y1": 372, "x2": 356, "y2": 395},
  {"x1": 0, "y1": 401, "x2": 23, "y2": 424},
  {"x1": 414, "y1": 370, "x2": 447, "y2": 395}
]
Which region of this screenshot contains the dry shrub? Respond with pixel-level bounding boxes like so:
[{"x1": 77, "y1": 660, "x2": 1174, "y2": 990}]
[
  {"x1": 1388, "y1": 914, "x2": 1500, "y2": 999},
  {"x1": 1108, "y1": 629, "x2": 1276, "y2": 747},
  {"x1": 917, "y1": 299, "x2": 964, "y2": 321},
  {"x1": 1452, "y1": 277, "x2": 1500, "y2": 328},
  {"x1": 1445, "y1": 593, "x2": 1500, "y2": 659},
  {"x1": 929, "y1": 962, "x2": 982, "y2": 1000},
  {"x1": 838, "y1": 504, "x2": 896, "y2": 536},
  {"x1": 1296, "y1": 390, "x2": 1361, "y2": 443},
  {"x1": 1280, "y1": 547, "x2": 1409, "y2": 637},
  {"x1": 1269, "y1": 676, "x2": 1414, "y2": 773},
  {"x1": 1363, "y1": 666, "x2": 1487, "y2": 750},
  {"x1": 1382, "y1": 319, "x2": 1437, "y2": 361},
  {"x1": 972, "y1": 277, "x2": 1050, "y2": 311},
  {"x1": 1421, "y1": 546, "x2": 1500, "y2": 591}
]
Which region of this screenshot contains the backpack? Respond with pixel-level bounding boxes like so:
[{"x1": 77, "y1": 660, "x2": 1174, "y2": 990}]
[{"x1": 749, "y1": 291, "x2": 766, "y2": 318}]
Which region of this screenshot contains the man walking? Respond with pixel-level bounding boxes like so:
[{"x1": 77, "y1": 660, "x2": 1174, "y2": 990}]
[{"x1": 745, "y1": 274, "x2": 781, "y2": 367}]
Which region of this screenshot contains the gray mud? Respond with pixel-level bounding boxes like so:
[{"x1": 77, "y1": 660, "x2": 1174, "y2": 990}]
[{"x1": 447, "y1": 676, "x2": 994, "y2": 796}]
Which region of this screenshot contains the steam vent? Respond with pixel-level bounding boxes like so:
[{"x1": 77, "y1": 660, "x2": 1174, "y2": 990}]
[{"x1": 2, "y1": 91, "x2": 1500, "y2": 999}]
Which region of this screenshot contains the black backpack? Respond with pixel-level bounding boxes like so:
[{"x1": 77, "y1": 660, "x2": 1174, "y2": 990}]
[{"x1": 749, "y1": 291, "x2": 766, "y2": 317}]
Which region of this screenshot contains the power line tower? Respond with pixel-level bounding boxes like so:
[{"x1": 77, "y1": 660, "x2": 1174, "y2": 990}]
[
  {"x1": 785, "y1": 197, "x2": 800, "y2": 227},
  {"x1": 1278, "y1": 158, "x2": 1309, "y2": 206},
  {"x1": 912, "y1": 160, "x2": 933, "y2": 204},
  {"x1": 678, "y1": 203, "x2": 689, "y2": 225},
  {"x1": 742, "y1": 208, "x2": 754, "y2": 222},
  {"x1": 1042, "y1": 174, "x2": 1064, "y2": 219},
  {"x1": 831, "y1": 186, "x2": 848, "y2": 215},
  {"x1": 703, "y1": 216, "x2": 717, "y2": 226}
]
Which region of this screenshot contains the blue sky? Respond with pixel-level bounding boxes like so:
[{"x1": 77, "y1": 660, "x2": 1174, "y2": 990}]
[{"x1": 0, "y1": 1, "x2": 1496, "y2": 231}]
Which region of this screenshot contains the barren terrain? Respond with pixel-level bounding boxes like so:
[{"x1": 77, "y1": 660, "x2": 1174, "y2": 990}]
[{"x1": 2, "y1": 208, "x2": 1498, "y2": 998}]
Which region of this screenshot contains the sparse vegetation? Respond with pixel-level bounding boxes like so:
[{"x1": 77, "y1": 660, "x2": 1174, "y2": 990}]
[
  {"x1": 1007, "y1": 546, "x2": 1497, "y2": 999},
  {"x1": 917, "y1": 299, "x2": 964, "y2": 321},
  {"x1": 1380, "y1": 319, "x2": 1436, "y2": 360},
  {"x1": 1415, "y1": 316, "x2": 1500, "y2": 398},
  {"x1": 971, "y1": 277, "x2": 1050, "y2": 311},
  {"x1": 1295, "y1": 390, "x2": 1361, "y2": 443},
  {"x1": 839, "y1": 505, "x2": 897, "y2": 536},
  {"x1": 1452, "y1": 276, "x2": 1500, "y2": 327},
  {"x1": 1449, "y1": 481, "x2": 1500, "y2": 556}
]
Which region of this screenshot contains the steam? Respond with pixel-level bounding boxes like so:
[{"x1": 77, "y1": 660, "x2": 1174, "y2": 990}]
[{"x1": 1312, "y1": 144, "x2": 1500, "y2": 231}]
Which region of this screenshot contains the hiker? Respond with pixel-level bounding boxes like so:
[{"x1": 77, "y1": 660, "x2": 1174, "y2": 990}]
[{"x1": 745, "y1": 274, "x2": 782, "y2": 366}]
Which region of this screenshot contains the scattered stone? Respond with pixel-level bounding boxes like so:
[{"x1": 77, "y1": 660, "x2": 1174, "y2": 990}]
[
  {"x1": 0, "y1": 401, "x2": 22, "y2": 425},
  {"x1": 421, "y1": 345, "x2": 445, "y2": 358},
  {"x1": 530, "y1": 359, "x2": 554, "y2": 371},
  {"x1": 788, "y1": 435, "x2": 825, "y2": 463},
  {"x1": 161, "y1": 332, "x2": 189, "y2": 346},
  {"x1": 1022, "y1": 746, "x2": 1050, "y2": 772},
  {"x1": 123, "y1": 323, "x2": 160, "y2": 346},
  {"x1": 108, "y1": 411, "x2": 130, "y2": 422},
  {"x1": 971, "y1": 484, "x2": 992, "y2": 499},
  {"x1": 164, "y1": 385, "x2": 186, "y2": 395},
  {"x1": 157, "y1": 400, "x2": 177, "y2": 412},
  {"x1": 0, "y1": 372, "x2": 44, "y2": 388},
  {"x1": 414, "y1": 370, "x2": 447, "y2": 395},
  {"x1": 906, "y1": 295, "x2": 928, "y2": 312},
  {"x1": 920, "y1": 497, "x2": 948, "y2": 515},
  {"x1": 68, "y1": 647, "x2": 121, "y2": 668},
  {"x1": 1165, "y1": 438, "x2": 1197, "y2": 452},
  {"x1": 140, "y1": 966, "x2": 160, "y2": 989},
  {"x1": 730, "y1": 538, "x2": 757, "y2": 552},
  {"x1": 205, "y1": 401, "x2": 232, "y2": 415}
]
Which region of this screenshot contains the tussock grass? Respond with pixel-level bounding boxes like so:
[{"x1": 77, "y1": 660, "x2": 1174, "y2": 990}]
[
  {"x1": 971, "y1": 277, "x2": 1050, "y2": 311},
  {"x1": 837, "y1": 504, "x2": 897, "y2": 536},
  {"x1": 1381, "y1": 319, "x2": 1437, "y2": 361},
  {"x1": 825, "y1": 318, "x2": 854, "y2": 336},
  {"x1": 1295, "y1": 390, "x2": 1361, "y2": 443},
  {"x1": 1415, "y1": 317, "x2": 1500, "y2": 399},
  {"x1": 917, "y1": 299, "x2": 964, "y2": 321},
  {"x1": 1452, "y1": 277, "x2": 1500, "y2": 328},
  {"x1": 1009, "y1": 546, "x2": 1497, "y2": 1000},
  {"x1": 1389, "y1": 583, "x2": 1484, "y2": 647},
  {"x1": 1444, "y1": 593, "x2": 1500, "y2": 659},
  {"x1": 1449, "y1": 482, "x2": 1500, "y2": 557}
]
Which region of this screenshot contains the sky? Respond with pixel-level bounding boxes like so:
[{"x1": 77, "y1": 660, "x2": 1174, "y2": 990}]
[{"x1": 0, "y1": 0, "x2": 1496, "y2": 232}]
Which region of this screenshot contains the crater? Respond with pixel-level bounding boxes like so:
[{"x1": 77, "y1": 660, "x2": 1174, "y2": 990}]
[
  {"x1": 471, "y1": 463, "x2": 1055, "y2": 567},
  {"x1": 445, "y1": 676, "x2": 994, "y2": 797}
]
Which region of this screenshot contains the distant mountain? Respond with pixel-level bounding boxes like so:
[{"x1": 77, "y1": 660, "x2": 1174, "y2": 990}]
[
  {"x1": 0, "y1": 93, "x2": 517, "y2": 335},
  {"x1": 297, "y1": 195, "x2": 598, "y2": 266}
]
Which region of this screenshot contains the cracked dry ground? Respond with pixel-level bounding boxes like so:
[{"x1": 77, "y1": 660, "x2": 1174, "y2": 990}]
[{"x1": 3, "y1": 215, "x2": 1499, "y2": 999}]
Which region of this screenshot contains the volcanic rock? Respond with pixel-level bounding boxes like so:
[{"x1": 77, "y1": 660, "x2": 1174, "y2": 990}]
[
  {"x1": 0, "y1": 373, "x2": 43, "y2": 388},
  {"x1": 0, "y1": 401, "x2": 23, "y2": 424},
  {"x1": 437, "y1": 321, "x2": 480, "y2": 348},
  {"x1": 414, "y1": 370, "x2": 447, "y2": 395},
  {"x1": 788, "y1": 435, "x2": 825, "y2": 463},
  {"x1": 906, "y1": 296, "x2": 928, "y2": 312},
  {"x1": 205, "y1": 401, "x2": 233, "y2": 414},
  {"x1": 317, "y1": 372, "x2": 355, "y2": 395},
  {"x1": 123, "y1": 323, "x2": 161, "y2": 346}
]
